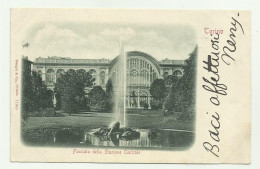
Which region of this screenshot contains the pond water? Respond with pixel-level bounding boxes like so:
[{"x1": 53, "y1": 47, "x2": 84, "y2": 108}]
[{"x1": 23, "y1": 128, "x2": 195, "y2": 150}]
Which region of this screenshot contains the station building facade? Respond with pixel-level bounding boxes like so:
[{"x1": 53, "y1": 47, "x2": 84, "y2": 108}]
[{"x1": 33, "y1": 51, "x2": 185, "y2": 109}]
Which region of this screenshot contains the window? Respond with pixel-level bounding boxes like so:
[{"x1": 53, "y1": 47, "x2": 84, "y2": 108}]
[
  {"x1": 173, "y1": 70, "x2": 183, "y2": 78},
  {"x1": 163, "y1": 72, "x2": 169, "y2": 79},
  {"x1": 56, "y1": 69, "x2": 65, "y2": 80},
  {"x1": 46, "y1": 69, "x2": 55, "y2": 83},
  {"x1": 100, "y1": 71, "x2": 106, "y2": 85}
]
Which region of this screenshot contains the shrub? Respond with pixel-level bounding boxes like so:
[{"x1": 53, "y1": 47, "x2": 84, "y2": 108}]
[
  {"x1": 88, "y1": 86, "x2": 107, "y2": 112},
  {"x1": 150, "y1": 99, "x2": 162, "y2": 110}
]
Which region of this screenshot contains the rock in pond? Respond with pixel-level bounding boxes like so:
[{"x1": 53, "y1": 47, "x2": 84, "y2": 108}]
[
  {"x1": 121, "y1": 130, "x2": 140, "y2": 141},
  {"x1": 119, "y1": 127, "x2": 133, "y2": 133},
  {"x1": 108, "y1": 121, "x2": 120, "y2": 137},
  {"x1": 93, "y1": 128, "x2": 110, "y2": 136}
]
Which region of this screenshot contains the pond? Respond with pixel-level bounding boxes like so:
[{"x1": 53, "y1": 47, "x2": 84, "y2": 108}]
[{"x1": 22, "y1": 127, "x2": 195, "y2": 150}]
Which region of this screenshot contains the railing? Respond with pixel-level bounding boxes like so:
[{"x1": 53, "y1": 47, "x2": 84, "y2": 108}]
[{"x1": 35, "y1": 58, "x2": 110, "y2": 64}]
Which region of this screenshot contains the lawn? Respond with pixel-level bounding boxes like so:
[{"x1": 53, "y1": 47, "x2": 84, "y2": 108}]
[{"x1": 22, "y1": 109, "x2": 195, "y2": 132}]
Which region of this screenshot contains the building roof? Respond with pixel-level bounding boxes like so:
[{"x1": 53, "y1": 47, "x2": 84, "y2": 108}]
[{"x1": 33, "y1": 51, "x2": 185, "y2": 67}]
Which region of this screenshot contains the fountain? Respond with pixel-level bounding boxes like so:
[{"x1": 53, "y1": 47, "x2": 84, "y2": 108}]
[
  {"x1": 92, "y1": 40, "x2": 142, "y2": 145},
  {"x1": 114, "y1": 40, "x2": 127, "y2": 127},
  {"x1": 79, "y1": 40, "x2": 193, "y2": 148}
]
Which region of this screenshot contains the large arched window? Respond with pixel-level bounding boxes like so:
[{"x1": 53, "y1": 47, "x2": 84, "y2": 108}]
[
  {"x1": 109, "y1": 53, "x2": 160, "y2": 87},
  {"x1": 67, "y1": 69, "x2": 76, "y2": 75},
  {"x1": 100, "y1": 71, "x2": 106, "y2": 85},
  {"x1": 130, "y1": 70, "x2": 139, "y2": 86},
  {"x1": 56, "y1": 69, "x2": 65, "y2": 80},
  {"x1": 128, "y1": 58, "x2": 159, "y2": 86},
  {"x1": 140, "y1": 70, "x2": 149, "y2": 85},
  {"x1": 77, "y1": 69, "x2": 86, "y2": 74},
  {"x1": 76, "y1": 69, "x2": 86, "y2": 77},
  {"x1": 163, "y1": 72, "x2": 169, "y2": 79},
  {"x1": 46, "y1": 69, "x2": 55, "y2": 83},
  {"x1": 173, "y1": 70, "x2": 183, "y2": 79}
]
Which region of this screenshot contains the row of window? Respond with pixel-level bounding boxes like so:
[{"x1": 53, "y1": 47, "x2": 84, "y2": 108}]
[
  {"x1": 163, "y1": 70, "x2": 183, "y2": 79},
  {"x1": 111, "y1": 58, "x2": 160, "y2": 86},
  {"x1": 38, "y1": 68, "x2": 182, "y2": 86},
  {"x1": 38, "y1": 68, "x2": 106, "y2": 85}
]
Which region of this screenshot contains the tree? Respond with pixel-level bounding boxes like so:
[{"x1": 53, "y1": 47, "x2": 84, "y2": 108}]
[
  {"x1": 21, "y1": 69, "x2": 53, "y2": 120},
  {"x1": 31, "y1": 71, "x2": 53, "y2": 109},
  {"x1": 88, "y1": 86, "x2": 107, "y2": 111},
  {"x1": 21, "y1": 58, "x2": 33, "y2": 120},
  {"x1": 176, "y1": 46, "x2": 198, "y2": 114},
  {"x1": 149, "y1": 79, "x2": 166, "y2": 108},
  {"x1": 163, "y1": 75, "x2": 179, "y2": 111},
  {"x1": 164, "y1": 75, "x2": 179, "y2": 93},
  {"x1": 54, "y1": 69, "x2": 94, "y2": 114},
  {"x1": 105, "y1": 79, "x2": 114, "y2": 112},
  {"x1": 161, "y1": 46, "x2": 197, "y2": 118}
]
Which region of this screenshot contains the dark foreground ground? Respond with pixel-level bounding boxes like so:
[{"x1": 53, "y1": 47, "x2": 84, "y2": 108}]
[{"x1": 22, "y1": 109, "x2": 195, "y2": 132}]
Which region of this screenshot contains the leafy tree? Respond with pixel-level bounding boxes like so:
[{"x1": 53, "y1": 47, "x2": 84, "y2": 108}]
[
  {"x1": 88, "y1": 86, "x2": 107, "y2": 111},
  {"x1": 150, "y1": 79, "x2": 166, "y2": 108},
  {"x1": 21, "y1": 59, "x2": 33, "y2": 120},
  {"x1": 161, "y1": 46, "x2": 197, "y2": 118},
  {"x1": 164, "y1": 75, "x2": 178, "y2": 92},
  {"x1": 54, "y1": 69, "x2": 94, "y2": 114},
  {"x1": 31, "y1": 72, "x2": 53, "y2": 109},
  {"x1": 163, "y1": 75, "x2": 179, "y2": 111},
  {"x1": 21, "y1": 67, "x2": 53, "y2": 120},
  {"x1": 105, "y1": 79, "x2": 114, "y2": 112},
  {"x1": 176, "y1": 46, "x2": 198, "y2": 114}
]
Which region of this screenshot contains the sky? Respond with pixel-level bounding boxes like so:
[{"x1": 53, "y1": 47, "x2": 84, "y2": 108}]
[{"x1": 22, "y1": 22, "x2": 197, "y2": 61}]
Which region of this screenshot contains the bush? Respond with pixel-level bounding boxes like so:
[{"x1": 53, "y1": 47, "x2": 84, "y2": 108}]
[
  {"x1": 22, "y1": 127, "x2": 54, "y2": 145},
  {"x1": 88, "y1": 86, "x2": 107, "y2": 112},
  {"x1": 150, "y1": 99, "x2": 162, "y2": 110},
  {"x1": 150, "y1": 79, "x2": 166, "y2": 103}
]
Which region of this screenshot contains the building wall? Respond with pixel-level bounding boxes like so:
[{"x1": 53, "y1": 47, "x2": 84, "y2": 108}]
[{"x1": 33, "y1": 51, "x2": 185, "y2": 109}]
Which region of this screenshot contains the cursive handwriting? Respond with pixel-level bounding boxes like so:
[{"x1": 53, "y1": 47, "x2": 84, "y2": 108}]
[
  {"x1": 221, "y1": 13, "x2": 244, "y2": 65},
  {"x1": 203, "y1": 33, "x2": 227, "y2": 106},
  {"x1": 203, "y1": 112, "x2": 220, "y2": 157},
  {"x1": 202, "y1": 13, "x2": 244, "y2": 157}
]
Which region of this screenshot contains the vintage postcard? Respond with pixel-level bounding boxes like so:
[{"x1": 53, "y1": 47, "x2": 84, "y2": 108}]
[{"x1": 10, "y1": 9, "x2": 251, "y2": 163}]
